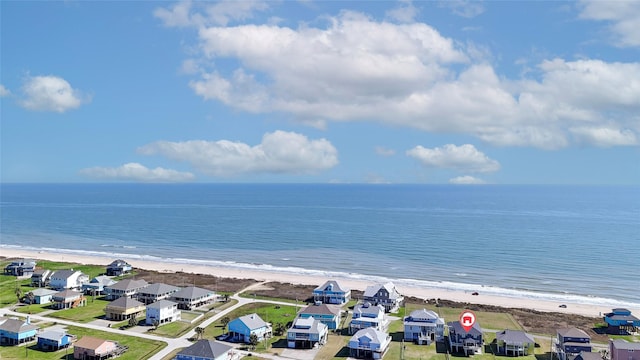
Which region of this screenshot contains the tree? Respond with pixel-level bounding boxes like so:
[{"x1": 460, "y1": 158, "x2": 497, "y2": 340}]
[
  {"x1": 249, "y1": 333, "x2": 259, "y2": 350},
  {"x1": 24, "y1": 292, "x2": 35, "y2": 305},
  {"x1": 15, "y1": 286, "x2": 22, "y2": 303},
  {"x1": 195, "y1": 327, "x2": 205, "y2": 340},
  {"x1": 274, "y1": 322, "x2": 286, "y2": 336},
  {"x1": 221, "y1": 316, "x2": 231, "y2": 334},
  {"x1": 128, "y1": 316, "x2": 138, "y2": 328},
  {"x1": 152, "y1": 319, "x2": 160, "y2": 330}
]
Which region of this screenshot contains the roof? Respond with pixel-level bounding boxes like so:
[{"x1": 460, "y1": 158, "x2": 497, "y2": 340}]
[
  {"x1": 89, "y1": 275, "x2": 116, "y2": 286},
  {"x1": 106, "y1": 278, "x2": 148, "y2": 291},
  {"x1": 354, "y1": 302, "x2": 385, "y2": 317},
  {"x1": 314, "y1": 280, "x2": 350, "y2": 293},
  {"x1": 108, "y1": 259, "x2": 131, "y2": 267},
  {"x1": 51, "y1": 269, "x2": 79, "y2": 280},
  {"x1": 557, "y1": 328, "x2": 590, "y2": 339},
  {"x1": 350, "y1": 327, "x2": 388, "y2": 345},
  {"x1": 447, "y1": 320, "x2": 482, "y2": 336},
  {"x1": 575, "y1": 351, "x2": 604, "y2": 360},
  {"x1": 146, "y1": 299, "x2": 177, "y2": 309},
  {"x1": 74, "y1": 336, "x2": 112, "y2": 350},
  {"x1": 497, "y1": 329, "x2": 535, "y2": 344},
  {"x1": 177, "y1": 339, "x2": 233, "y2": 358},
  {"x1": 235, "y1": 313, "x2": 268, "y2": 330},
  {"x1": 139, "y1": 283, "x2": 180, "y2": 295},
  {"x1": 611, "y1": 339, "x2": 640, "y2": 350},
  {"x1": 32, "y1": 269, "x2": 51, "y2": 276},
  {"x1": 107, "y1": 296, "x2": 144, "y2": 309},
  {"x1": 406, "y1": 309, "x2": 442, "y2": 322},
  {"x1": 0, "y1": 318, "x2": 39, "y2": 333},
  {"x1": 290, "y1": 317, "x2": 327, "y2": 333},
  {"x1": 300, "y1": 303, "x2": 341, "y2": 316},
  {"x1": 31, "y1": 288, "x2": 58, "y2": 296},
  {"x1": 172, "y1": 286, "x2": 214, "y2": 299},
  {"x1": 363, "y1": 282, "x2": 402, "y2": 299},
  {"x1": 53, "y1": 290, "x2": 82, "y2": 299},
  {"x1": 38, "y1": 330, "x2": 69, "y2": 341}
]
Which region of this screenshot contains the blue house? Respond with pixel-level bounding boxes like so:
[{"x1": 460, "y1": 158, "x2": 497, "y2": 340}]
[
  {"x1": 298, "y1": 302, "x2": 342, "y2": 330},
  {"x1": 604, "y1": 308, "x2": 640, "y2": 335},
  {"x1": 228, "y1": 313, "x2": 272, "y2": 343},
  {"x1": 313, "y1": 280, "x2": 351, "y2": 304},
  {"x1": 448, "y1": 320, "x2": 483, "y2": 355},
  {"x1": 37, "y1": 330, "x2": 73, "y2": 351},
  {"x1": 0, "y1": 317, "x2": 39, "y2": 345}
]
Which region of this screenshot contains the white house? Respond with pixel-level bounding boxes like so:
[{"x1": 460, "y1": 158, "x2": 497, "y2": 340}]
[
  {"x1": 348, "y1": 327, "x2": 392, "y2": 359},
  {"x1": 49, "y1": 270, "x2": 89, "y2": 291},
  {"x1": 403, "y1": 308, "x2": 445, "y2": 344},
  {"x1": 146, "y1": 300, "x2": 180, "y2": 326},
  {"x1": 350, "y1": 302, "x2": 388, "y2": 334}
]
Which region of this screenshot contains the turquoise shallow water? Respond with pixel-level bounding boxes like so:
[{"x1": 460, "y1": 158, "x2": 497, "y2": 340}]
[{"x1": 1, "y1": 183, "x2": 638, "y2": 307}]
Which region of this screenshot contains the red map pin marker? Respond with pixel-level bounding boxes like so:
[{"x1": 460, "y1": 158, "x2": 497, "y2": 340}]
[{"x1": 459, "y1": 310, "x2": 476, "y2": 332}]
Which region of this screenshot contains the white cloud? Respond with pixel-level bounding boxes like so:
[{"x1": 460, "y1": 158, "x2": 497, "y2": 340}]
[
  {"x1": 137, "y1": 130, "x2": 338, "y2": 176},
  {"x1": 570, "y1": 126, "x2": 638, "y2": 147},
  {"x1": 439, "y1": 0, "x2": 485, "y2": 18},
  {"x1": 168, "y1": 7, "x2": 640, "y2": 149},
  {"x1": 406, "y1": 144, "x2": 500, "y2": 173},
  {"x1": 0, "y1": 84, "x2": 10, "y2": 97},
  {"x1": 375, "y1": 146, "x2": 396, "y2": 157},
  {"x1": 79, "y1": 163, "x2": 195, "y2": 182},
  {"x1": 20, "y1": 75, "x2": 88, "y2": 113},
  {"x1": 449, "y1": 175, "x2": 485, "y2": 184},
  {"x1": 578, "y1": 0, "x2": 640, "y2": 47},
  {"x1": 154, "y1": 0, "x2": 269, "y2": 28},
  {"x1": 386, "y1": 0, "x2": 419, "y2": 23}
]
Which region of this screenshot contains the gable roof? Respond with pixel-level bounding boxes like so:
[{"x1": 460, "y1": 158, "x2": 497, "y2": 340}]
[
  {"x1": 89, "y1": 275, "x2": 116, "y2": 286},
  {"x1": 350, "y1": 327, "x2": 388, "y2": 345},
  {"x1": 575, "y1": 351, "x2": 603, "y2": 360},
  {"x1": 0, "y1": 318, "x2": 39, "y2": 333},
  {"x1": 38, "y1": 330, "x2": 69, "y2": 341},
  {"x1": 497, "y1": 329, "x2": 535, "y2": 344},
  {"x1": 146, "y1": 299, "x2": 177, "y2": 310},
  {"x1": 107, "y1": 259, "x2": 131, "y2": 267},
  {"x1": 31, "y1": 288, "x2": 58, "y2": 296},
  {"x1": 106, "y1": 279, "x2": 148, "y2": 291},
  {"x1": 235, "y1": 313, "x2": 268, "y2": 330},
  {"x1": 448, "y1": 320, "x2": 482, "y2": 336},
  {"x1": 107, "y1": 296, "x2": 144, "y2": 309},
  {"x1": 300, "y1": 303, "x2": 341, "y2": 316},
  {"x1": 557, "y1": 328, "x2": 590, "y2": 339},
  {"x1": 290, "y1": 317, "x2": 327, "y2": 333},
  {"x1": 406, "y1": 309, "x2": 442, "y2": 322},
  {"x1": 314, "y1": 280, "x2": 349, "y2": 293},
  {"x1": 53, "y1": 290, "x2": 82, "y2": 300},
  {"x1": 74, "y1": 336, "x2": 112, "y2": 350},
  {"x1": 177, "y1": 339, "x2": 232, "y2": 358},
  {"x1": 139, "y1": 283, "x2": 180, "y2": 295},
  {"x1": 363, "y1": 282, "x2": 402, "y2": 299},
  {"x1": 354, "y1": 302, "x2": 385, "y2": 317},
  {"x1": 51, "y1": 269, "x2": 81, "y2": 280},
  {"x1": 611, "y1": 339, "x2": 640, "y2": 350},
  {"x1": 172, "y1": 286, "x2": 213, "y2": 299}
]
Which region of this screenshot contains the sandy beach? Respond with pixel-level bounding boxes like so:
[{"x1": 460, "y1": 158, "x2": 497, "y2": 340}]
[{"x1": 2, "y1": 247, "x2": 635, "y2": 318}]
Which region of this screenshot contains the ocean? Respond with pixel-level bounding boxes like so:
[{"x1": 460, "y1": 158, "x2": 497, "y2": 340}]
[{"x1": 1, "y1": 183, "x2": 638, "y2": 308}]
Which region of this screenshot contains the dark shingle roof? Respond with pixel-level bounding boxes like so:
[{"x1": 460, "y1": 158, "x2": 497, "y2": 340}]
[
  {"x1": 557, "y1": 328, "x2": 590, "y2": 339},
  {"x1": 497, "y1": 329, "x2": 535, "y2": 344},
  {"x1": 0, "y1": 318, "x2": 39, "y2": 333},
  {"x1": 177, "y1": 339, "x2": 232, "y2": 358}
]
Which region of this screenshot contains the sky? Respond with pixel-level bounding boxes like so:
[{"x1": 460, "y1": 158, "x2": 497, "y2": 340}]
[{"x1": 1, "y1": 0, "x2": 639, "y2": 184}]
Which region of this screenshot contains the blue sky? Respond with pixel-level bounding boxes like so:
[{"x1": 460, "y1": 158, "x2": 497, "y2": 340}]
[{"x1": 1, "y1": 0, "x2": 639, "y2": 184}]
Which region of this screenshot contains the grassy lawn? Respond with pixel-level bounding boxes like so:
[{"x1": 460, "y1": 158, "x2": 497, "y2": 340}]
[
  {"x1": 401, "y1": 304, "x2": 523, "y2": 331},
  {"x1": 150, "y1": 319, "x2": 194, "y2": 338},
  {"x1": 48, "y1": 297, "x2": 111, "y2": 323},
  {"x1": 14, "y1": 302, "x2": 51, "y2": 314},
  {"x1": 0, "y1": 325, "x2": 166, "y2": 360}
]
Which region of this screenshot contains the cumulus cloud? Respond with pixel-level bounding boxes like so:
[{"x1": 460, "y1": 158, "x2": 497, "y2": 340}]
[
  {"x1": 570, "y1": 127, "x2": 638, "y2": 147},
  {"x1": 160, "y1": 5, "x2": 640, "y2": 149},
  {"x1": 79, "y1": 163, "x2": 195, "y2": 182},
  {"x1": 137, "y1": 130, "x2": 338, "y2": 176},
  {"x1": 578, "y1": 0, "x2": 640, "y2": 47},
  {"x1": 0, "y1": 84, "x2": 10, "y2": 97},
  {"x1": 449, "y1": 175, "x2": 485, "y2": 184},
  {"x1": 19, "y1": 75, "x2": 88, "y2": 112},
  {"x1": 386, "y1": 0, "x2": 419, "y2": 23},
  {"x1": 406, "y1": 144, "x2": 500, "y2": 173}
]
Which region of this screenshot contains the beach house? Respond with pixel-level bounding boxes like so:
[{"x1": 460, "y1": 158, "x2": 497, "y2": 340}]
[
  {"x1": 146, "y1": 300, "x2": 180, "y2": 326},
  {"x1": 604, "y1": 308, "x2": 640, "y2": 335},
  {"x1": 227, "y1": 313, "x2": 272, "y2": 343},
  {"x1": 348, "y1": 327, "x2": 392, "y2": 359},
  {"x1": 3, "y1": 259, "x2": 36, "y2": 277},
  {"x1": 298, "y1": 302, "x2": 342, "y2": 330},
  {"x1": 52, "y1": 289, "x2": 86, "y2": 309},
  {"x1": 37, "y1": 330, "x2": 74, "y2": 351},
  {"x1": 610, "y1": 339, "x2": 640, "y2": 360},
  {"x1": 0, "y1": 317, "x2": 39, "y2": 345},
  {"x1": 313, "y1": 280, "x2": 351, "y2": 304},
  {"x1": 350, "y1": 302, "x2": 388, "y2": 334},
  {"x1": 175, "y1": 339, "x2": 235, "y2": 360},
  {"x1": 170, "y1": 286, "x2": 216, "y2": 310},
  {"x1": 556, "y1": 328, "x2": 592, "y2": 360},
  {"x1": 287, "y1": 317, "x2": 329, "y2": 349},
  {"x1": 403, "y1": 308, "x2": 445, "y2": 345},
  {"x1": 363, "y1": 282, "x2": 404, "y2": 313},
  {"x1": 82, "y1": 275, "x2": 116, "y2": 295},
  {"x1": 448, "y1": 320, "x2": 483, "y2": 355},
  {"x1": 496, "y1": 329, "x2": 536, "y2": 356},
  {"x1": 104, "y1": 278, "x2": 149, "y2": 300},
  {"x1": 106, "y1": 259, "x2": 132, "y2": 276},
  {"x1": 575, "y1": 352, "x2": 603, "y2": 360},
  {"x1": 30, "y1": 288, "x2": 58, "y2": 304},
  {"x1": 105, "y1": 297, "x2": 145, "y2": 321},
  {"x1": 73, "y1": 336, "x2": 123, "y2": 360},
  {"x1": 49, "y1": 269, "x2": 89, "y2": 290},
  {"x1": 137, "y1": 283, "x2": 180, "y2": 304},
  {"x1": 31, "y1": 269, "x2": 52, "y2": 287}
]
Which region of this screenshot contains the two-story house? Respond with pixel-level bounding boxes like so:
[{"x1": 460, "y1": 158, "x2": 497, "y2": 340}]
[
  {"x1": 287, "y1": 317, "x2": 328, "y2": 349},
  {"x1": 4, "y1": 259, "x2": 36, "y2": 277},
  {"x1": 31, "y1": 269, "x2": 52, "y2": 287},
  {"x1": 146, "y1": 300, "x2": 180, "y2": 326},
  {"x1": 0, "y1": 317, "x2": 39, "y2": 345},
  {"x1": 448, "y1": 320, "x2": 483, "y2": 355},
  {"x1": 170, "y1": 286, "x2": 216, "y2": 310},
  {"x1": 348, "y1": 327, "x2": 392, "y2": 359},
  {"x1": 403, "y1": 308, "x2": 445, "y2": 345},
  {"x1": 49, "y1": 269, "x2": 89, "y2": 291},
  {"x1": 604, "y1": 308, "x2": 640, "y2": 335},
  {"x1": 610, "y1": 339, "x2": 640, "y2": 360},
  {"x1": 104, "y1": 279, "x2": 149, "y2": 300},
  {"x1": 350, "y1": 302, "x2": 387, "y2": 334},
  {"x1": 496, "y1": 329, "x2": 536, "y2": 356},
  {"x1": 313, "y1": 280, "x2": 351, "y2": 305},
  {"x1": 106, "y1": 259, "x2": 133, "y2": 276},
  {"x1": 228, "y1": 313, "x2": 272, "y2": 343},
  {"x1": 298, "y1": 302, "x2": 342, "y2": 330},
  {"x1": 82, "y1": 275, "x2": 116, "y2": 295},
  {"x1": 137, "y1": 283, "x2": 180, "y2": 305},
  {"x1": 363, "y1": 282, "x2": 404, "y2": 313},
  {"x1": 556, "y1": 328, "x2": 591, "y2": 360}
]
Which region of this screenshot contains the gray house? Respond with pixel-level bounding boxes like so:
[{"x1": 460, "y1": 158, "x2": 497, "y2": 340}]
[
  {"x1": 363, "y1": 282, "x2": 404, "y2": 313},
  {"x1": 496, "y1": 329, "x2": 535, "y2": 356},
  {"x1": 4, "y1": 259, "x2": 36, "y2": 277},
  {"x1": 104, "y1": 279, "x2": 149, "y2": 300},
  {"x1": 556, "y1": 328, "x2": 591, "y2": 360},
  {"x1": 106, "y1": 259, "x2": 132, "y2": 276},
  {"x1": 448, "y1": 320, "x2": 483, "y2": 355},
  {"x1": 82, "y1": 275, "x2": 116, "y2": 295},
  {"x1": 31, "y1": 269, "x2": 52, "y2": 287},
  {"x1": 137, "y1": 283, "x2": 180, "y2": 305},
  {"x1": 170, "y1": 286, "x2": 215, "y2": 310}
]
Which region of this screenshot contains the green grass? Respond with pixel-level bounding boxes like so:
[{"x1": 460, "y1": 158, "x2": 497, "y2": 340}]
[
  {"x1": 14, "y1": 302, "x2": 51, "y2": 314},
  {"x1": 48, "y1": 297, "x2": 111, "y2": 323},
  {"x1": 150, "y1": 320, "x2": 194, "y2": 338}
]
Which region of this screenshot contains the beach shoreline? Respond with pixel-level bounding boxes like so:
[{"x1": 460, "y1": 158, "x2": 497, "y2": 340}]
[{"x1": 1, "y1": 247, "x2": 635, "y2": 318}]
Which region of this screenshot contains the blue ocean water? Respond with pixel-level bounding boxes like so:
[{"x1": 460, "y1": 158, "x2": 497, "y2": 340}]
[{"x1": 1, "y1": 183, "x2": 638, "y2": 307}]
